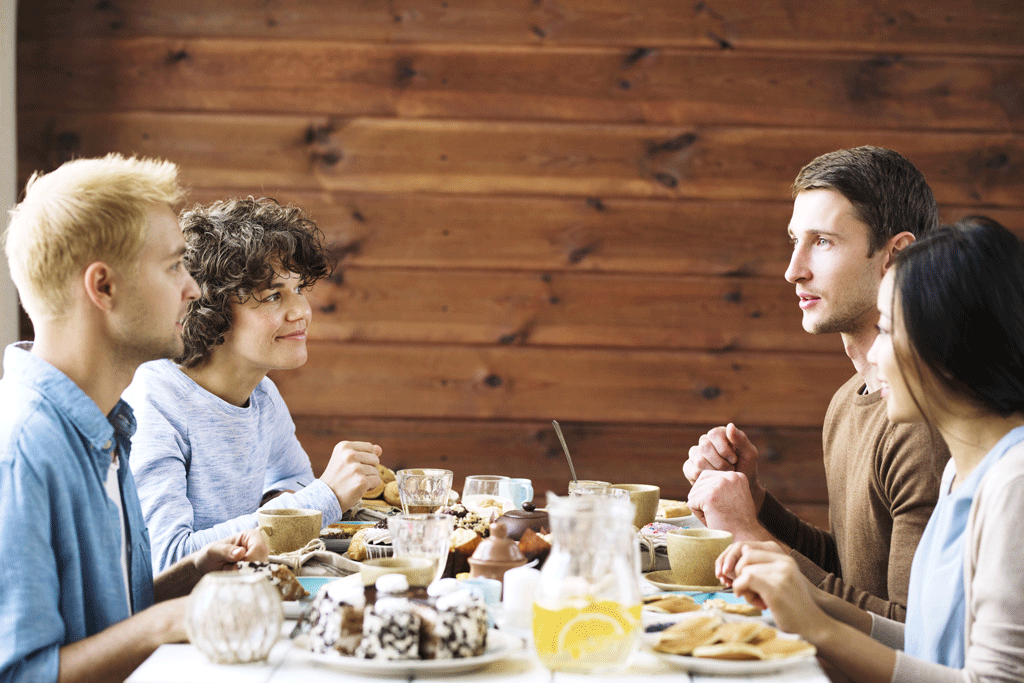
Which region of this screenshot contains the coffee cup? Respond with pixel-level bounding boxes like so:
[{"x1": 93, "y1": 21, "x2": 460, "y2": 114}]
[
  {"x1": 610, "y1": 484, "x2": 660, "y2": 528},
  {"x1": 257, "y1": 508, "x2": 322, "y2": 555},
  {"x1": 666, "y1": 528, "x2": 733, "y2": 587},
  {"x1": 360, "y1": 557, "x2": 435, "y2": 587}
]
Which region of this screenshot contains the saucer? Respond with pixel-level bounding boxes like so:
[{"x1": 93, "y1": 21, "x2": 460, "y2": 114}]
[{"x1": 643, "y1": 570, "x2": 727, "y2": 593}]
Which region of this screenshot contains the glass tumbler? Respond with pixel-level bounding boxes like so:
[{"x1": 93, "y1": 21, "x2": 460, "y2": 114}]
[
  {"x1": 185, "y1": 571, "x2": 283, "y2": 664},
  {"x1": 388, "y1": 513, "x2": 455, "y2": 584},
  {"x1": 395, "y1": 468, "x2": 453, "y2": 514}
]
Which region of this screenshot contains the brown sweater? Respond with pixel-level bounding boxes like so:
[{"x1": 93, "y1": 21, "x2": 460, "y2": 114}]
[{"x1": 758, "y1": 373, "x2": 948, "y2": 621}]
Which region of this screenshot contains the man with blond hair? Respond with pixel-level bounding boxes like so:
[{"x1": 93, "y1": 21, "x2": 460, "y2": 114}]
[{"x1": 0, "y1": 153, "x2": 267, "y2": 683}]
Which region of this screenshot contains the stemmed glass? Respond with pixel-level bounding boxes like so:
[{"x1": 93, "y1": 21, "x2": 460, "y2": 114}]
[{"x1": 462, "y1": 475, "x2": 515, "y2": 517}]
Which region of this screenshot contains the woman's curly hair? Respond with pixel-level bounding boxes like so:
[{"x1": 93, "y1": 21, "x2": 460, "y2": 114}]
[{"x1": 176, "y1": 196, "x2": 332, "y2": 368}]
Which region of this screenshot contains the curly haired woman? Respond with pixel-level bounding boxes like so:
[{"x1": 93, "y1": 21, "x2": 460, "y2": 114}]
[{"x1": 123, "y1": 197, "x2": 382, "y2": 572}]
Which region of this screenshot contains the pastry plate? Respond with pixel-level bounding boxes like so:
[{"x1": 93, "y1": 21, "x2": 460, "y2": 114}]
[
  {"x1": 644, "y1": 570, "x2": 727, "y2": 593},
  {"x1": 291, "y1": 630, "x2": 524, "y2": 676},
  {"x1": 650, "y1": 647, "x2": 816, "y2": 676}
]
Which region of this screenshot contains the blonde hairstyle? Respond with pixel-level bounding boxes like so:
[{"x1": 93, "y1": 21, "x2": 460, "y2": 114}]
[{"x1": 4, "y1": 154, "x2": 184, "y2": 321}]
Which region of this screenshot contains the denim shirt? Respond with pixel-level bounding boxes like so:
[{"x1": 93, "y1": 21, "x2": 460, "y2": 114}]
[{"x1": 0, "y1": 343, "x2": 154, "y2": 683}]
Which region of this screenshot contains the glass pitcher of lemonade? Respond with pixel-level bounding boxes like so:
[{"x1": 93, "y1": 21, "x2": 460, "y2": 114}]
[{"x1": 532, "y1": 492, "x2": 642, "y2": 674}]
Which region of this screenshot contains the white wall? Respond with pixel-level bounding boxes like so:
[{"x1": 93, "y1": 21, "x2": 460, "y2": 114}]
[{"x1": 1, "y1": 0, "x2": 19, "y2": 366}]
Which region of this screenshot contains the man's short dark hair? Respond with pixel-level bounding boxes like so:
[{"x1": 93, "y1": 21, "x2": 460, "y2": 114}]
[
  {"x1": 793, "y1": 146, "x2": 940, "y2": 255},
  {"x1": 177, "y1": 196, "x2": 331, "y2": 368}
]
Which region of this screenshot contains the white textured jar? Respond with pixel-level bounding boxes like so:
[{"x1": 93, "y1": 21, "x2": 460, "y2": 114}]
[{"x1": 186, "y1": 571, "x2": 283, "y2": 664}]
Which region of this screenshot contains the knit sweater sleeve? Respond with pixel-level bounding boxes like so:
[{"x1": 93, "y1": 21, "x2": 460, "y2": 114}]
[{"x1": 758, "y1": 490, "x2": 841, "y2": 575}]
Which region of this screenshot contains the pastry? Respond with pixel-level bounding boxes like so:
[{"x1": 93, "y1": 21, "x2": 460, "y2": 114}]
[
  {"x1": 653, "y1": 613, "x2": 721, "y2": 655},
  {"x1": 298, "y1": 575, "x2": 488, "y2": 661},
  {"x1": 235, "y1": 561, "x2": 307, "y2": 601},
  {"x1": 643, "y1": 594, "x2": 700, "y2": 614},
  {"x1": 657, "y1": 499, "x2": 691, "y2": 518},
  {"x1": 702, "y1": 598, "x2": 763, "y2": 617},
  {"x1": 383, "y1": 480, "x2": 402, "y2": 507}
]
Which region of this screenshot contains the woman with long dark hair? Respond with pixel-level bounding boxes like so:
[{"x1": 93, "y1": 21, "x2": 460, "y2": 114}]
[{"x1": 719, "y1": 216, "x2": 1024, "y2": 682}]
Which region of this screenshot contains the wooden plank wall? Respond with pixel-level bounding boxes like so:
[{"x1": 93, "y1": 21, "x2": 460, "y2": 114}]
[{"x1": 16, "y1": 1, "x2": 1024, "y2": 529}]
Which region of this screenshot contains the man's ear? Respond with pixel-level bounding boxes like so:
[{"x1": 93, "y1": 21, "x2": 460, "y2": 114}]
[
  {"x1": 882, "y1": 231, "x2": 916, "y2": 271},
  {"x1": 82, "y1": 261, "x2": 118, "y2": 311}
]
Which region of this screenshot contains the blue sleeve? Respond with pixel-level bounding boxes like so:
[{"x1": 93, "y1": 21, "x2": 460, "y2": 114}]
[
  {"x1": 258, "y1": 380, "x2": 342, "y2": 524},
  {"x1": 0, "y1": 440, "x2": 63, "y2": 683}
]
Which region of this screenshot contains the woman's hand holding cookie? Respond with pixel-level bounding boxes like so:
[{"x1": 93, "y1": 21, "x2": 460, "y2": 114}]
[{"x1": 321, "y1": 441, "x2": 382, "y2": 511}]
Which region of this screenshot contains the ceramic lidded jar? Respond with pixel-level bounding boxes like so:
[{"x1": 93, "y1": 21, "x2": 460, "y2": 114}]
[
  {"x1": 495, "y1": 502, "x2": 550, "y2": 541},
  {"x1": 467, "y1": 521, "x2": 527, "y2": 582}
]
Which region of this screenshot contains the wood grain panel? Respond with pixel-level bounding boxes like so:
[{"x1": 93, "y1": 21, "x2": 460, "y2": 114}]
[
  {"x1": 269, "y1": 342, "x2": 851, "y2": 426},
  {"x1": 308, "y1": 268, "x2": 844, "y2": 354},
  {"x1": 189, "y1": 190, "x2": 801, "y2": 277},
  {"x1": 293, "y1": 417, "x2": 829, "y2": 507},
  {"x1": 18, "y1": 0, "x2": 1024, "y2": 56},
  {"x1": 183, "y1": 190, "x2": 1024, "y2": 276},
  {"x1": 18, "y1": 38, "x2": 1024, "y2": 131},
  {"x1": 19, "y1": 112, "x2": 1024, "y2": 205}
]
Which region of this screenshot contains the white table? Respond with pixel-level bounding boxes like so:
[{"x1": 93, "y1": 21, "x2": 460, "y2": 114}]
[{"x1": 128, "y1": 625, "x2": 831, "y2": 683}]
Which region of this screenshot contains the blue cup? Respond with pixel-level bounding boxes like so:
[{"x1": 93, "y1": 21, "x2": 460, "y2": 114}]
[{"x1": 509, "y1": 478, "x2": 534, "y2": 509}]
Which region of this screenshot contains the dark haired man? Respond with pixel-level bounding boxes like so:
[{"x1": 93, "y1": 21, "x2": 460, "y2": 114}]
[
  {"x1": 685, "y1": 146, "x2": 950, "y2": 621},
  {"x1": 123, "y1": 196, "x2": 382, "y2": 573}
]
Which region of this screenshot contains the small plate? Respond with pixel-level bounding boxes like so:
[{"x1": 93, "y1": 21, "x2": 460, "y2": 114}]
[
  {"x1": 291, "y1": 629, "x2": 523, "y2": 676},
  {"x1": 654, "y1": 514, "x2": 703, "y2": 527},
  {"x1": 644, "y1": 570, "x2": 727, "y2": 593},
  {"x1": 650, "y1": 646, "x2": 816, "y2": 675}
]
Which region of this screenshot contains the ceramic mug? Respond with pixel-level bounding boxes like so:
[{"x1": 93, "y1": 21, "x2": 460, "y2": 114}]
[
  {"x1": 257, "y1": 508, "x2": 322, "y2": 555},
  {"x1": 509, "y1": 478, "x2": 534, "y2": 509},
  {"x1": 666, "y1": 528, "x2": 733, "y2": 587},
  {"x1": 610, "y1": 484, "x2": 660, "y2": 528}
]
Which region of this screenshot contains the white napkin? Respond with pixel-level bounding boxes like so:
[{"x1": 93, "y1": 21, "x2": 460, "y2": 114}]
[{"x1": 269, "y1": 539, "x2": 361, "y2": 577}]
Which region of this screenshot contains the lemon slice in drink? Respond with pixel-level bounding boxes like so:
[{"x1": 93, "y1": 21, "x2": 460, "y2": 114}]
[{"x1": 557, "y1": 612, "x2": 626, "y2": 658}]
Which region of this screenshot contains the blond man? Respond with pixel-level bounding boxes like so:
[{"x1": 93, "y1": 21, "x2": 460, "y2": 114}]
[{"x1": 0, "y1": 154, "x2": 267, "y2": 683}]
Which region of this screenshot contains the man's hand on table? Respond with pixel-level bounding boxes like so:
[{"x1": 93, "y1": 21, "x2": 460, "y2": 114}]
[
  {"x1": 684, "y1": 423, "x2": 765, "y2": 502},
  {"x1": 687, "y1": 469, "x2": 778, "y2": 543}
]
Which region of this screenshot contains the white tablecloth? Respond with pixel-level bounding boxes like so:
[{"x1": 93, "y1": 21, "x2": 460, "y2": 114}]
[{"x1": 127, "y1": 625, "x2": 830, "y2": 683}]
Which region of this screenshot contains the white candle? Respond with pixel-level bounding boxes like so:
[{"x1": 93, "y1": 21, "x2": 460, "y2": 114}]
[{"x1": 501, "y1": 565, "x2": 540, "y2": 630}]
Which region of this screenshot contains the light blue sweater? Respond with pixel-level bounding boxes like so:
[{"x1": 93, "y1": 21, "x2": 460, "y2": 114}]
[{"x1": 123, "y1": 359, "x2": 342, "y2": 572}]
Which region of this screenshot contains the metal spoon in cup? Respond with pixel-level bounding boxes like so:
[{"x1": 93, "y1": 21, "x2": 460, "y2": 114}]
[{"x1": 551, "y1": 420, "x2": 578, "y2": 482}]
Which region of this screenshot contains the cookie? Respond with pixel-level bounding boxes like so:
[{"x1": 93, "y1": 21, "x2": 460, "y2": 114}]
[
  {"x1": 709, "y1": 621, "x2": 772, "y2": 645},
  {"x1": 653, "y1": 613, "x2": 721, "y2": 655},
  {"x1": 643, "y1": 594, "x2": 700, "y2": 614},
  {"x1": 703, "y1": 598, "x2": 763, "y2": 617},
  {"x1": 756, "y1": 636, "x2": 816, "y2": 659},
  {"x1": 692, "y1": 643, "x2": 765, "y2": 661},
  {"x1": 658, "y1": 499, "x2": 691, "y2": 518},
  {"x1": 383, "y1": 480, "x2": 402, "y2": 507},
  {"x1": 378, "y1": 464, "x2": 396, "y2": 484}
]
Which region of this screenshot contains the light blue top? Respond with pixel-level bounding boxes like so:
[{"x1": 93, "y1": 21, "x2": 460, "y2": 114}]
[
  {"x1": 904, "y1": 425, "x2": 1024, "y2": 667},
  {"x1": 123, "y1": 359, "x2": 342, "y2": 572},
  {"x1": 0, "y1": 343, "x2": 154, "y2": 683}
]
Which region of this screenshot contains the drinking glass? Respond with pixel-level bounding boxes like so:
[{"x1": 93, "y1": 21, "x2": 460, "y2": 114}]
[
  {"x1": 568, "y1": 480, "x2": 611, "y2": 497},
  {"x1": 388, "y1": 513, "x2": 454, "y2": 584},
  {"x1": 395, "y1": 468, "x2": 453, "y2": 514},
  {"x1": 462, "y1": 475, "x2": 514, "y2": 517}
]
